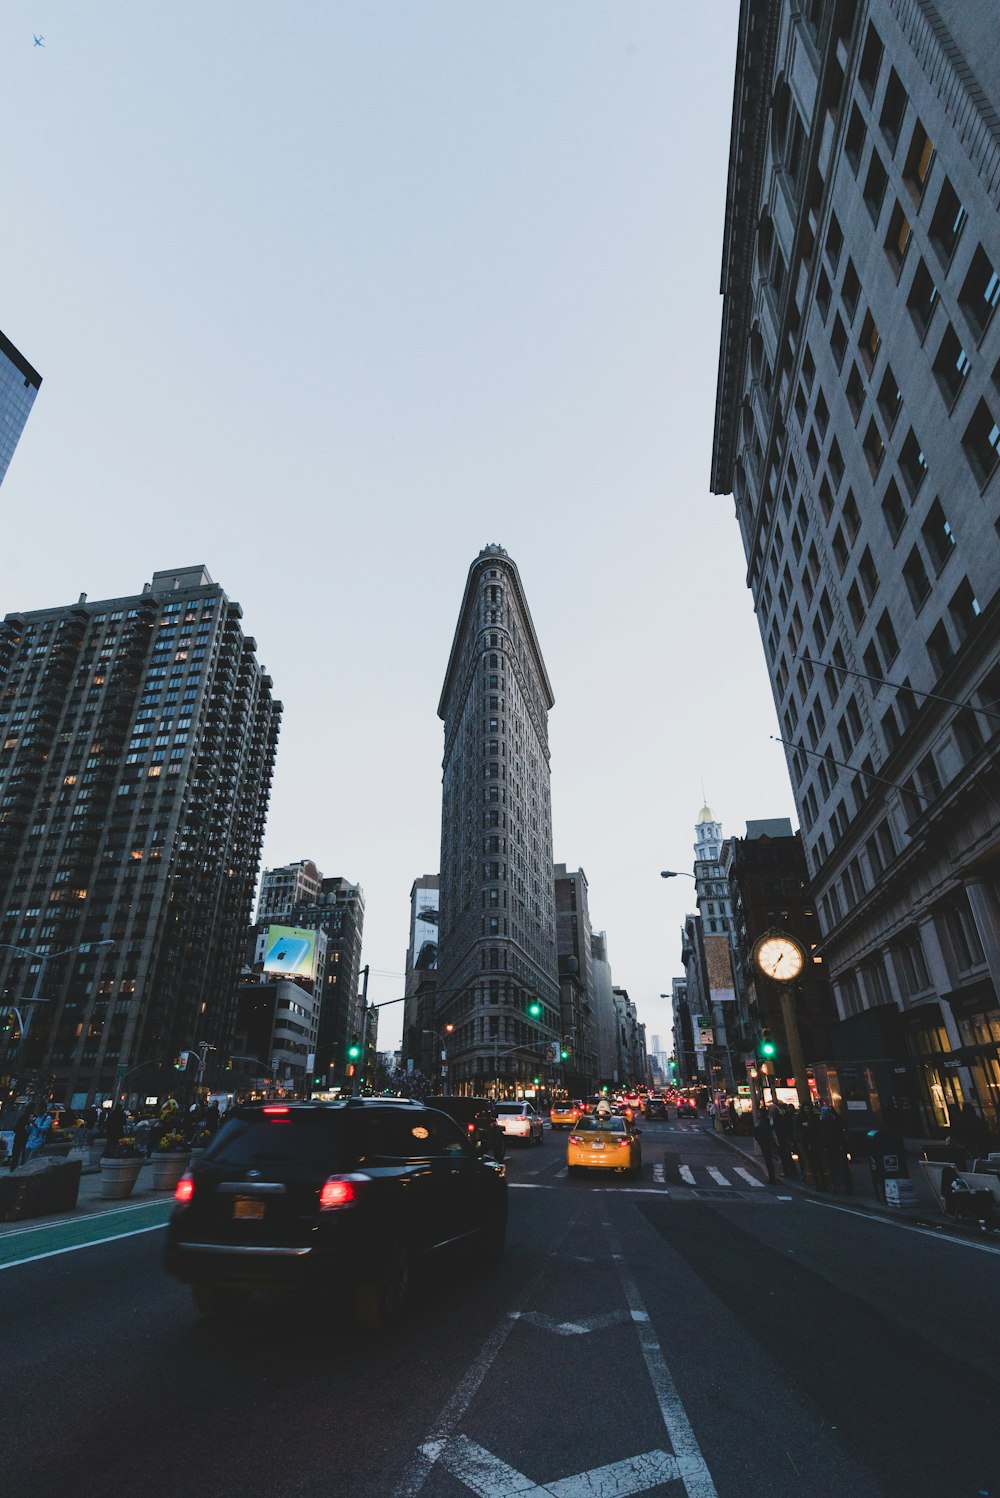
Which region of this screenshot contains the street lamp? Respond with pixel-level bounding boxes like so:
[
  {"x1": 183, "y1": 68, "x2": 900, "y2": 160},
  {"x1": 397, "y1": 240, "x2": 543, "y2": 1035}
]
[
  {"x1": 0, "y1": 939, "x2": 115, "y2": 1071},
  {"x1": 660, "y1": 870, "x2": 696, "y2": 880},
  {"x1": 423, "y1": 1025, "x2": 454, "y2": 1088}
]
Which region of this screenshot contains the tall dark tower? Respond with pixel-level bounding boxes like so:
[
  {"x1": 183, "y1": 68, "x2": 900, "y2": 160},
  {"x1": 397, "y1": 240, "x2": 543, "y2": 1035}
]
[
  {"x1": 437, "y1": 545, "x2": 559, "y2": 1096},
  {"x1": 0, "y1": 566, "x2": 281, "y2": 1104}
]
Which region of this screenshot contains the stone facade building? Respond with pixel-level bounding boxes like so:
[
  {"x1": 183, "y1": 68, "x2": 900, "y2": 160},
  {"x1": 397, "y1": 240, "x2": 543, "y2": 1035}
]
[
  {"x1": 553, "y1": 863, "x2": 598, "y2": 1095},
  {"x1": 712, "y1": 0, "x2": 1000, "y2": 1133},
  {"x1": 436, "y1": 545, "x2": 560, "y2": 1094}
]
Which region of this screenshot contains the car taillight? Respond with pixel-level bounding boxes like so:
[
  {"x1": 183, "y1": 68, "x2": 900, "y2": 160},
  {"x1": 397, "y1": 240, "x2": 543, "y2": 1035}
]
[
  {"x1": 263, "y1": 1105, "x2": 290, "y2": 1115},
  {"x1": 174, "y1": 1175, "x2": 195, "y2": 1203},
  {"x1": 568, "y1": 1135, "x2": 581, "y2": 1144},
  {"x1": 617, "y1": 1139, "x2": 631, "y2": 1148},
  {"x1": 319, "y1": 1176, "x2": 365, "y2": 1210},
  {"x1": 467, "y1": 1123, "x2": 476, "y2": 1133}
]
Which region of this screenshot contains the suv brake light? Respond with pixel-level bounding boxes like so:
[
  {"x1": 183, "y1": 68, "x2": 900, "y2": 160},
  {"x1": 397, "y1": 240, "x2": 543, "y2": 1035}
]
[
  {"x1": 174, "y1": 1175, "x2": 195, "y2": 1203},
  {"x1": 319, "y1": 1175, "x2": 367, "y2": 1210},
  {"x1": 263, "y1": 1105, "x2": 290, "y2": 1116}
]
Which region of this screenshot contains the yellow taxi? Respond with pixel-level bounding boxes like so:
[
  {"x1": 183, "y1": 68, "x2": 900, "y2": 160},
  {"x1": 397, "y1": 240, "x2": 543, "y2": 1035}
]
[
  {"x1": 567, "y1": 1113, "x2": 642, "y2": 1177},
  {"x1": 550, "y1": 1099, "x2": 583, "y2": 1129}
]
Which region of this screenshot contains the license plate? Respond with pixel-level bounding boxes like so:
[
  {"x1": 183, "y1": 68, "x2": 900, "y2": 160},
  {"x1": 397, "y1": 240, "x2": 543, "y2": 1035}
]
[
  {"x1": 590, "y1": 1142, "x2": 605, "y2": 1151},
  {"x1": 233, "y1": 1197, "x2": 265, "y2": 1220}
]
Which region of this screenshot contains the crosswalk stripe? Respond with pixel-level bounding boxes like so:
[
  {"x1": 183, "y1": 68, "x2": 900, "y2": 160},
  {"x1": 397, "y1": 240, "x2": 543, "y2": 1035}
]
[
  {"x1": 734, "y1": 1167, "x2": 765, "y2": 1188},
  {"x1": 653, "y1": 1163, "x2": 664, "y2": 1183},
  {"x1": 679, "y1": 1165, "x2": 696, "y2": 1185},
  {"x1": 706, "y1": 1167, "x2": 730, "y2": 1186}
]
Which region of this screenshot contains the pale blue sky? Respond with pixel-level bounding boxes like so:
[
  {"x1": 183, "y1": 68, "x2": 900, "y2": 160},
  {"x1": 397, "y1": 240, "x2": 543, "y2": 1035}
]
[{"x1": 2, "y1": 1, "x2": 795, "y2": 1052}]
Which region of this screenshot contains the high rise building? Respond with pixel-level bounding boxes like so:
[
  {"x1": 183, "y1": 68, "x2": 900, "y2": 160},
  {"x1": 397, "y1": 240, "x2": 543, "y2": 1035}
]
[
  {"x1": 253, "y1": 864, "x2": 365, "y2": 1091},
  {"x1": 437, "y1": 544, "x2": 559, "y2": 1094},
  {"x1": 402, "y1": 874, "x2": 440, "y2": 1077},
  {"x1": 0, "y1": 566, "x2": 281, "y2": 1104},
  {"x1": 553, "y1": 863, "x2": 598, "y2": 1095},
  {"x1": 713, "y1": 1, "x2": 1000, "y2": 1134},
  {"x1": 590, "y1": 930, "x2": 619, "y2": 1087},
  {"x1": 0, "y1": 329, "x2": 41, "y2": 488}
]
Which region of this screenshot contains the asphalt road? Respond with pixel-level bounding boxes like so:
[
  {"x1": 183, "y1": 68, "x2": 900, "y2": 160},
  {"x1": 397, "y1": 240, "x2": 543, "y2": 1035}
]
[{"x1": 3, "y1": 1120, "x2": 998, "y2": 1498}]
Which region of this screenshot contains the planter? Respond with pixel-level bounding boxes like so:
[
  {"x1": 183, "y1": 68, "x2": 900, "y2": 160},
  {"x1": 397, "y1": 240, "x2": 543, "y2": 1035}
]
[
  {"x1": 149, "y1": 1152, "x2": 191, "y2": 1191},
  {"x1": 99, "y1": 1156, "x2": 143, "y2": 1199}
]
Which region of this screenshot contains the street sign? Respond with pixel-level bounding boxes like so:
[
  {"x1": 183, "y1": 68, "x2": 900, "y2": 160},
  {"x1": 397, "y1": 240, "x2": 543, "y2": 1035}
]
[
  {"x1": 698, "y1": 1027, "x2": 714, "y2": 1046},
  {"x1": 115, "y1": 1063, "x2": 126, "y2": 1083}
]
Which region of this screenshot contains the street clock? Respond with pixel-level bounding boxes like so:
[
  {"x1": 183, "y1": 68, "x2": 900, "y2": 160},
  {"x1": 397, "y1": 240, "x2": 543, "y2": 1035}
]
[{"x1": 752, "y1": 932, "x2": 805, "y2": 984}]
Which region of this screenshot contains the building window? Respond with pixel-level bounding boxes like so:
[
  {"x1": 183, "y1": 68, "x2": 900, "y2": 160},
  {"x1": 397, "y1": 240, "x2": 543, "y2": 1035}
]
[
  {"x1": 859, "y1": 309, "x2": 881, "y2": 373},
  {"x1": 928, "y1": 176, "x2": 967, "y2": 266},
  {"x1": 907, "y1": 257, "x2": 939, "y2": 339},
  {"x1": 926, "y1": 619, "x2": 954, "y2": 676},
  {"x1": 899, "y1": 428, "x2": 928, "y2": 497},
  {"x1": 862, "y1": 417, "x2": 886, "y2": 477},
  {"x1": 858, "y1": 22, "x2": 883, "y2": 100},
  {"x1": 948, "y1": 577, "x2": 982, "y2": 642},
  {"x1": 903, "y1": 119, "x2": 934, "y2": 204},
  {"x1": 903, "y1": 545, "x2": 931, "y2": 612},
  {"x1": 876, "y1": 609, "x2": 899, "y2": 665},
  {"x1": 845, "y1": 361, "x2": 865, "y2": 422},
  {"x1": 830, "y1": 314, "x2": 848, "y2": 370},
  {"x1": 962, "y1": 399, "x2": 1000, "y2": 485},
  {"x1": 862, "y1": 152, "x2": 889, "y2": 224},
  {"x1": 932, "y1": 323, "x2": 970, "y2": 408},
  {"x1": 920, "y1": 499, "x2": 956, "y2": 574},
  {"x1": 878, "y1": 68, "x2": 908, "y2": 152},
  {"x1": 844, "y1": 104, "x2": 866, "y2": 175},
  {"x1": 959, "y1": 245, "x2": 1000, "y2": 341},
  {"x1": 883, "y1": 201, "x2": 912, "y2": 277}
]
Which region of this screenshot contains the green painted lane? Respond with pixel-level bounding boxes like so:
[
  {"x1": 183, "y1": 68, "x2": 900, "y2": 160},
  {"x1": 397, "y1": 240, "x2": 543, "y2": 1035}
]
[{"x1": 0, "y1": 1198, "x2": 173, "y2": 1268}]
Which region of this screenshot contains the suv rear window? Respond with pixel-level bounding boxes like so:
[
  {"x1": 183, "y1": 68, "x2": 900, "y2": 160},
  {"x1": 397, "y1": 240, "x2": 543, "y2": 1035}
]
[
  {"x1": 496, "y1": 1102, "x2": 528, "y2": 1114},
  {"x1": 206, "y1": 1114, "x2": 349, "y2": 1170}
]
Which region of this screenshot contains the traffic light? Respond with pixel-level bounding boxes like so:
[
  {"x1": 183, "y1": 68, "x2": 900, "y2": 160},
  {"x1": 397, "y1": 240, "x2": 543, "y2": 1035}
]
[
  {"x1": 560, "y1": 1046, "x2": 570, "y2": 1061},
  {"x1": 173, "y1": 1050, "x2": 192, "y2": 1071},
  {"x1": 527, "y1": 998, "x2": 542, "y2": 1019},
  {"x1": 758, "y1": 1029, "x2": 777, "y2": 1060},
  {"x1": 346, "y1": 1036, "x2": 362, "y2": 1061}
]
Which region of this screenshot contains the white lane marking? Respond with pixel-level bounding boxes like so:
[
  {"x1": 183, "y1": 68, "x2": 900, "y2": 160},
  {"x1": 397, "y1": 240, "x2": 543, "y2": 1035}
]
[
  {"x1": 652, "y1": 1163, "x2": 664, "y2": 1184},
  {"x1": 808, "y1": 1198, "x2": 1000, "y2": 1255},
  {"x1": 734, "y1": 1168, "x2": 764, "y2": 1189},
  {"x1": 0, "y1": 1221, "x2": 166, "y2": 1273},
  {"x1": 435, "y1": 1435, "x2": 680, "y2": 1498},
  {"x1": 606, "y1": 1226, "x2": 719, "y2": 1498},
  {"x1": 0, "y1": 1193, "x2": 166, "y2": 1239},
  {"x1": 706, "y1": 1168, "x2": 729, "y2": 1187},
  {"x1": 679, "y1": 1166, "x2": 696, "y2": 1185},
  {"x1": 512, "y1": 1309, "x2": 633, "y2": 1336}
]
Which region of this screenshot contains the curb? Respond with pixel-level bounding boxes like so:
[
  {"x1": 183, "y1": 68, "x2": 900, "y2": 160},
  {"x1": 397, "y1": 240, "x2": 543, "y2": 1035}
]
[{"x1": 701, "y1": 1126, "x2": 998, "y2": 1243}]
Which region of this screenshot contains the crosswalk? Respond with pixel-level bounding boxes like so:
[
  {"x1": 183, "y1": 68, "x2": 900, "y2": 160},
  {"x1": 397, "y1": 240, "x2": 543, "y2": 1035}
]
[{"x1": 516, "y1": 1150, "x2": 776, "y2": 1195}]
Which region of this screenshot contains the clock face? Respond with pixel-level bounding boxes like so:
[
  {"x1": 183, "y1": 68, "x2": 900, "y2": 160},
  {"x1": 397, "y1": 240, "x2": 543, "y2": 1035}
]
[{"x1": 755, "y1": 936, "x2": 804, "y2": 982}]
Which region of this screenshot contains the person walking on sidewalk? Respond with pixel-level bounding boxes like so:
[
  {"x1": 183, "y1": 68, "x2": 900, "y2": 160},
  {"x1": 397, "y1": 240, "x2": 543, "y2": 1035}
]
[
  {"x1": 752, "y1": 1110, "x2": 777, "y2": 1184},
  {"x1": 23, "y1": 1102, "x2": 52, "y2": 1166},
  {"x1": 9, "y1": 1100, "x2": 33, "y2": 1171},
  {"x1": 819, "y1": 1104, "x2": 853, "y2": 1194},
  {"x1": 772, "y1": 1103, "x2": 798, "y2": 1179}
]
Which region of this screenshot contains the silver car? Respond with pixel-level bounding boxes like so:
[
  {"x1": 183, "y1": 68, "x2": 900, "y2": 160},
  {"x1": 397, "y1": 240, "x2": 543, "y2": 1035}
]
[{"x1": 494, "y1": 1101, "x2": 544, "y2": 1145}]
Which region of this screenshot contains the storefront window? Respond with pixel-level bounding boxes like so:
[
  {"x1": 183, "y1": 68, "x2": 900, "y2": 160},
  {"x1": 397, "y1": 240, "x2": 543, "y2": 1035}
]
[
  {"x1": 957, "y1": 1008, "x2": 1000, "y2": 1046},
  {"x1": 919, "y1": 1063, "x2": 965, "y2": 1130}
]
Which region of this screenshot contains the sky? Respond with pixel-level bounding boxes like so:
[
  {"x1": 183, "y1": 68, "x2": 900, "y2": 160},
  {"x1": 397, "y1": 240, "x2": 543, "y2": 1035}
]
[{"x1": 1, "y1": 2, "x2": 797, "y2": 1055}]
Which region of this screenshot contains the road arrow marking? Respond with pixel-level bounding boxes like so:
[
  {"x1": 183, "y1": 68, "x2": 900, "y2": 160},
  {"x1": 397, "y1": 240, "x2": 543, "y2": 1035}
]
[
  {"x1": 510, "y1": 1309, "x2": 634, "y2": 1336},
  {"x1": 433, "y1": 1435, "x2": 681, "y2": 1498}
]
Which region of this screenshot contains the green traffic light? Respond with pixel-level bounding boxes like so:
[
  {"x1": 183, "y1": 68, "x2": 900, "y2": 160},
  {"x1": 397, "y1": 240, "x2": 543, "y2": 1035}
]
[
  {"x1": 347, "y1": 1042, "x2": 362, "y2": 1060},
  {"x1": 560, "y1": 1048, "x2": 569, "y2": 1060},
  {"x1": 759, "y1": 1036, "x2": 777, "y2": 1058},
  {"x1": 528, "y1": 999, "x2": 542, "y2": 1019}
]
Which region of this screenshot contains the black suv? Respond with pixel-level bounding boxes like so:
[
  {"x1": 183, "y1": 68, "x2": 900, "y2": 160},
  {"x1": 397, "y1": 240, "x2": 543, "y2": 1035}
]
[
  {"x1": 164, "y1": 1099, "x2": 507, "y2": 1327},
  {"x1": 426, "y1": 1096, "x2": 505, "y2": 1161},
  {"x1": 643, "y1": 1096, "x2": 667, "y2": 1119}
]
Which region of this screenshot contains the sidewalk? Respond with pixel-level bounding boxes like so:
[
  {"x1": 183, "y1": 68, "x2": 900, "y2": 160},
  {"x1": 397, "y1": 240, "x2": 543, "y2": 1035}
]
[
  {"x1": 705, "y1": 1125, "x2": 948, "y2": 1224},
  {"x1": 0, "y1": 1156, "x2": 175, "y2": 1238}
]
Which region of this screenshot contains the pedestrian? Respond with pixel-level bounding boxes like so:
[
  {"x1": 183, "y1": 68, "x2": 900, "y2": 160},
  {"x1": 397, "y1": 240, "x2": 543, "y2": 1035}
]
[
  {"x1": 752, "y1": 1110, "x2": 777, "y2": 1184},
  {"x1": 23, "y1": 1102, "x2": 52, "y2": 1166},
  {"x1": 950, "y1": 1102, "x2": 991, "y2": 1163},
  {"x1": 205, "y1": 1099, "x2": 220, "y2": 1135},
  {"x1": 726, "y1": 1099, "x2": 738, "y2": 1132},
  {"x1": 819, "y1": 1104, "x2": 853, "y2": 1194},
  {"x1": 104, "y1": 1100, "x2": 127, "y2": 1156},
  {"x1": 9, "y1": 1100, "x2": 34, "y2": 1172},
  {"x1": 798, "y1": 1102, "x2": 827, "y2": 1189},
  {"x1": 772, "y1": 1103, "x2": 798, "y2": 1179}
]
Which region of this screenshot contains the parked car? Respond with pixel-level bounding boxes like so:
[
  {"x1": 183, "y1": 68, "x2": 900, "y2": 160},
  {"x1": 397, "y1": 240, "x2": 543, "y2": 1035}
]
[
  {"x1": 567, "y1": 1114, "x2": 642, "y2": 1177},
  {"x1": 427, "y1": 1095, "x2": 505, "y2": 1160},
  {"x1": 494, "y1": 1101, "x2": 544, "y2": 1144},
  {"x1": 164, "y1": 1099, "x2": 507, "y2": 1327}
]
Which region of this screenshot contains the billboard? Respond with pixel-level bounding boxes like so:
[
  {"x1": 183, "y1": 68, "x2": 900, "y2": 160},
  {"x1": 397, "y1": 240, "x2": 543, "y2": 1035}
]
[
  {"x1": 262, "y1": 924, "x2": 318, "y2": 980},
  {"x1": 412, "y1": 889, "x2": 439, "y2": 973}
]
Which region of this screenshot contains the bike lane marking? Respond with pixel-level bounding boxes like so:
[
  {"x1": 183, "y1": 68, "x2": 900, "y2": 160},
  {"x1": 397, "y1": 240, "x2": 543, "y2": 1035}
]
[
  {"x1": 808, "y1": 1197, "x2": 1000, "y2": 1255},
  {"x1": 0, "y1": 1199, "x2": 173, "y2": 1271},
  {"x1": 605, "y1": 1223, "x2": 719, "y2": 1498}
]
